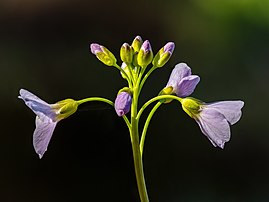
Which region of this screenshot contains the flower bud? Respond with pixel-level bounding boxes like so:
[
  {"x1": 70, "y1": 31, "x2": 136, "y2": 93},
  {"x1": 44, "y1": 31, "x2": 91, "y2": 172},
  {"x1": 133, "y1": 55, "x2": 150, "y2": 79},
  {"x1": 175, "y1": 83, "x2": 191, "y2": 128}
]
[
  {"x1": 120, "y1": 43, "x2": 134, "y2": 64},
  {"x1": 90, "y1": 43, "x2": 117, "y2": 66},
  {"x1": 137, "y1": 40, "x2": 153, "y2": 68},
  {"x1": 120, "y1": 62, "x2": 130, "y2": 80},
  {"x1": 152, "y1": 42, "x2": 175, "y2": 68},
  {"x1": 181, "y1": 97, "x2": 202, "y2": 118},
  {"x1": 131, "y1": 36, "x2": 143, "y2": 53},
  {"x1": 114, "y1": 91, "x2": 132, "y2": 117}
]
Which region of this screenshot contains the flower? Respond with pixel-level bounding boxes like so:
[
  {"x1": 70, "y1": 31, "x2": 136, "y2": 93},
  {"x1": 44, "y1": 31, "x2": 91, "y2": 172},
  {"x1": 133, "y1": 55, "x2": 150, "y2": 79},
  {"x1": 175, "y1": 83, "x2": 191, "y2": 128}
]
[
  {"x1": 114, "y1": 91, "x2": 132, "y2": 117},
  {"x1": 19, "y1": 89, "x2": 78, "y2": 158},
  {"x1": 165, "y1": 63, "x2": 200, "y2": 97},
  {"x1": 90, "y1": 43, "x2": 117, "y2": 66},
  {"x1": 181, "y1": 97, "x2": 244, "y2": 148},
  {"x1": 152, "y1": 42, "x2": 175, "y2": 67}
]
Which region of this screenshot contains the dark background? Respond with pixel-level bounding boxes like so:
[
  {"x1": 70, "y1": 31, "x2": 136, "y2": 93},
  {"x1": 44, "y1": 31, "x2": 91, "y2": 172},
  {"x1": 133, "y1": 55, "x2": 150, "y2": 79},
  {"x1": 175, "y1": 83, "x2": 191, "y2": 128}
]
[{"x1": 1, "y1": 0, "x2": 269, "y2": 201}]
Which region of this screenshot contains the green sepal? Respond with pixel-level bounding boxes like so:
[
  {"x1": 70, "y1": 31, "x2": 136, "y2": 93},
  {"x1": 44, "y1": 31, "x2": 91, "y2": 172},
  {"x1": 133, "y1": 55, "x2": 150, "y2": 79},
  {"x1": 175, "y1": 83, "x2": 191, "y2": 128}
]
[
  {"x1": 131, "y1": 36, "x2": 143, "y2": 53},
  {"x1": 51, "y1": 99, "x2": 78, "y2": 121},
  {"x1": 118, "y1": 87, "x2": 133, "y2": 96},
  {"x1": 137, "y1": 49, "x2": 153, "y2": 68},
  {"x1": 158, "y1": 86, "x2": 174, "y2": 103},
  {"x1": 181, "y1": 97, "x2": 202, "y2": 118},
  {"x1": 96, "y1": 46, "x2": 117, "y2": 66}
]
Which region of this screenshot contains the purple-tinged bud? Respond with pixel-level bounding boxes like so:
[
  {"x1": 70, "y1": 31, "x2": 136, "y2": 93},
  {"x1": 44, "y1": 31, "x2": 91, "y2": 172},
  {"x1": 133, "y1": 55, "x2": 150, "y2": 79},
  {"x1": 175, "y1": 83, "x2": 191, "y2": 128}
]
[
  {"x1": 90, "y1": 43, "x2": 117, "y2": 66},
  {"x1": 163, "y1": 42, "x2": 175, "y2": 54},
  {"x1": 114, "y1": 91, "x2": 132, "y2": 117},
  {"x1": 90, "y1": 43, "x2": 102, "y2": 54},
  {"x1": 120, "y1": 43, "x2": 134, "y2": 64},
  {"x1": 137, "y1": 40, "x2": 153, "y2": 68},
  {"x1": 152, "y1": 42, "x2": 175, "y2": 68},
  {"x1": 131, "y1": 36, "x2": 143, "y2": 53}
]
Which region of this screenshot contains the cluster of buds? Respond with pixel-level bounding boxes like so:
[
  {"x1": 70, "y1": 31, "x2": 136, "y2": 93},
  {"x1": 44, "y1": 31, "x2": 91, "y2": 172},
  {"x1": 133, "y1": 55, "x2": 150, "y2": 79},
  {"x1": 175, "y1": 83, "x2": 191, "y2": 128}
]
[{"x1": 90, "y1": 36, "x2": 175, "y2": 117}]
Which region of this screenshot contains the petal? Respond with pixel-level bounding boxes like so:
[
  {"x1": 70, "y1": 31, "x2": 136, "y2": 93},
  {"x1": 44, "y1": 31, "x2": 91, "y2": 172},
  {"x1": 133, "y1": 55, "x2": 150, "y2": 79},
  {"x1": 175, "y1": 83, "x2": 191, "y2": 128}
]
[
  {"x1": 163, "y1": 42, "x2": 175, "y2": 54},
  {"x1": 206, "y1": 101, "x2": 244, "y2": 125},
  {"x1": 166, "y1": 63, "x2": 192, "y2": 89},
  {"x1": 33, "y1": 116, "x2": 57, "y2": 158},
  {"x1": 19, "y1": 89, "x2": 56, "y2": 121},
  {"x1": 175, "y1": 75, "x2": 200, "y2": 97},
  {"x1": 19, "y1": 89, "x2": 48, "y2": 105},
  {"x1": 195, "y1": 108, "x2": 230, "y2": 149},
  {"x1": 90, "y1": 43, "x2": 102, "y2": 54}
]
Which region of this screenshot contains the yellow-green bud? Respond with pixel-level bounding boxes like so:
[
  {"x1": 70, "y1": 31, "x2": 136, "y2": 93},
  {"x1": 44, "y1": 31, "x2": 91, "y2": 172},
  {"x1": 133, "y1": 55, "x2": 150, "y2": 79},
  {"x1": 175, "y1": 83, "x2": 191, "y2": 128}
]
[
  {"x1": 90, "y1": 43, "x2": 117, "y2": 66},
  {"x1": 137, "y1": 40, "x2": 153, "y2": 68},
  {"x1": 131, "y1": 36, "x2": 143, "y2": 53},
  {"x1": 152, "y1": 42, "x2": 175, "y2": 68},
  {"x1": 120, "y1": 43, "x2": 134, "y2": 64}
]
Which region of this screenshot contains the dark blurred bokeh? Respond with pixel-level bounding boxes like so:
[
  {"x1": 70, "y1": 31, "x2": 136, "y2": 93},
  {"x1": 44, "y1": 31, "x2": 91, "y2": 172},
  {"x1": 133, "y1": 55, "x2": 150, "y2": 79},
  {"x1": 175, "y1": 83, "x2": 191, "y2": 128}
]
[{"x1": 1, "y1": 0, "x2": 269, "y2": 201}]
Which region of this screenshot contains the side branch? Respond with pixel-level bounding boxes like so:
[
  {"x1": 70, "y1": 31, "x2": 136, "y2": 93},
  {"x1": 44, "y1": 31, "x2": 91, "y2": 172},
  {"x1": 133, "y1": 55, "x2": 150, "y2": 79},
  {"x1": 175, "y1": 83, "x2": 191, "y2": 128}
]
[
  {"x1": 136, "y1": 95, "x2": 182, "y2": 121},
  {"x1": 77, "y1": 97, "x2": 131, "y2": 129}
]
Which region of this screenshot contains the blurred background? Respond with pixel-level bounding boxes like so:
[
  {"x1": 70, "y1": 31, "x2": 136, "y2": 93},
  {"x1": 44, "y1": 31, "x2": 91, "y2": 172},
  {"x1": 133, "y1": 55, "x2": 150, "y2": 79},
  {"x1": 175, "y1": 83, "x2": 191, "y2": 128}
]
[{"x1": 1, "y1": 0, "x2": 269, "y2": 201}]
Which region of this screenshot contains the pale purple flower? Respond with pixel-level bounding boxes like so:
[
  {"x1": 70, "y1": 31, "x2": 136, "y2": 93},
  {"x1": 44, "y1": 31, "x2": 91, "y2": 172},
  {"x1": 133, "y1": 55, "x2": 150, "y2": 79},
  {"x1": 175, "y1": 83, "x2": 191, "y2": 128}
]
[
  {"x1": 114, "y1": 92, "x2": 132, "y2": 116},
  {"x1": 19, "y1": 89, "x2": 78, "y2": 158},
  {"x1": 166, "y1": 63, "x2": 200, "y2": 97},
  {"x1": 182, "y1": 98, "x2": 244, "y2": 148}
]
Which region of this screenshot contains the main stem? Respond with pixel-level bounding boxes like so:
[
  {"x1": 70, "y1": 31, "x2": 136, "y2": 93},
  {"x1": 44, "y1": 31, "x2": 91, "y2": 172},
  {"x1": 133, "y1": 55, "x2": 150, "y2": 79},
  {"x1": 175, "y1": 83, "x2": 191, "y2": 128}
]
[{"x1": 131, "y1": 86, "x2": 149, "y2": 202}]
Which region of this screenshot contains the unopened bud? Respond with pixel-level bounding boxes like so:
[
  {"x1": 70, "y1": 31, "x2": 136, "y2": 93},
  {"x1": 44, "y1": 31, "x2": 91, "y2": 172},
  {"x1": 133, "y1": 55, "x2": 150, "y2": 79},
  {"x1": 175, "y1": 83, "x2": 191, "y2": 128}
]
[
  {"x1": 152, "y1": 42, "x2": 175, "y2": 67},
  {"x1": 131, "y1": 36, "x2": 143, "y2": 53},
  {"x1": 114, "y1": 91, "x2": 132, "y2": 117},
  {"x1": 120, "y1": 43, "x2": 134, "y2": 64},
  {"x1": 90, "y1": 43, "x2": 117, "y2": 66},
  {"x1": 137, "y1": 40, "x2": 153, "y2": 68}
]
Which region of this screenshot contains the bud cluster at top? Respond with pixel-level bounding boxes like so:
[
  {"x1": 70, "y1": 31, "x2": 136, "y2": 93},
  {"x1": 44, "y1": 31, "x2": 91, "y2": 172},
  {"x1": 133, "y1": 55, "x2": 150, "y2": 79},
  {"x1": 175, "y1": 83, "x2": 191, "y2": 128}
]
[{"x1": 90, "y1": 35, "x2": 175, "y2": 70}]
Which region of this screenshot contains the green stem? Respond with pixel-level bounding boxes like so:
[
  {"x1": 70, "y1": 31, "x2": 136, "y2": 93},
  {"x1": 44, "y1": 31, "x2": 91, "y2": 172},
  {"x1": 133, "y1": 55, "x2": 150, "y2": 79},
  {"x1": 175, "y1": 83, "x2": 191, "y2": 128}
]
[
  {"x1": 130, "y1": 117, "x2": 149, "y2": 202},
  {"x1": 137, "y1": 95, "x2": 182, "y2": 121},
  {"x1": 131, "y1": 86, "x2": 149, "y2": 202},
  {"x1": 137, "y1": 66, "x2": 157, "y2": 96},
  {"x1": 114, "y1": 64, "x2": 133, "y2": 88},
  {"x1": 77, "y1": 97, "x2": 131, "y2": 129},
  {"x1": 140, "y1": 102, "x2": 162, "y2": 157}
]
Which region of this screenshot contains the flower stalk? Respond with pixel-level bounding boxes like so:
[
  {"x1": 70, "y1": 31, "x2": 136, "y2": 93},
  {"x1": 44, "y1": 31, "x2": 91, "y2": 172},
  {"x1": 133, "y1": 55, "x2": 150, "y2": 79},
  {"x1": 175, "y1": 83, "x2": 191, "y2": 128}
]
[{"x1": 19, "y1": 35, "x2": 244, "y2": 202}]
